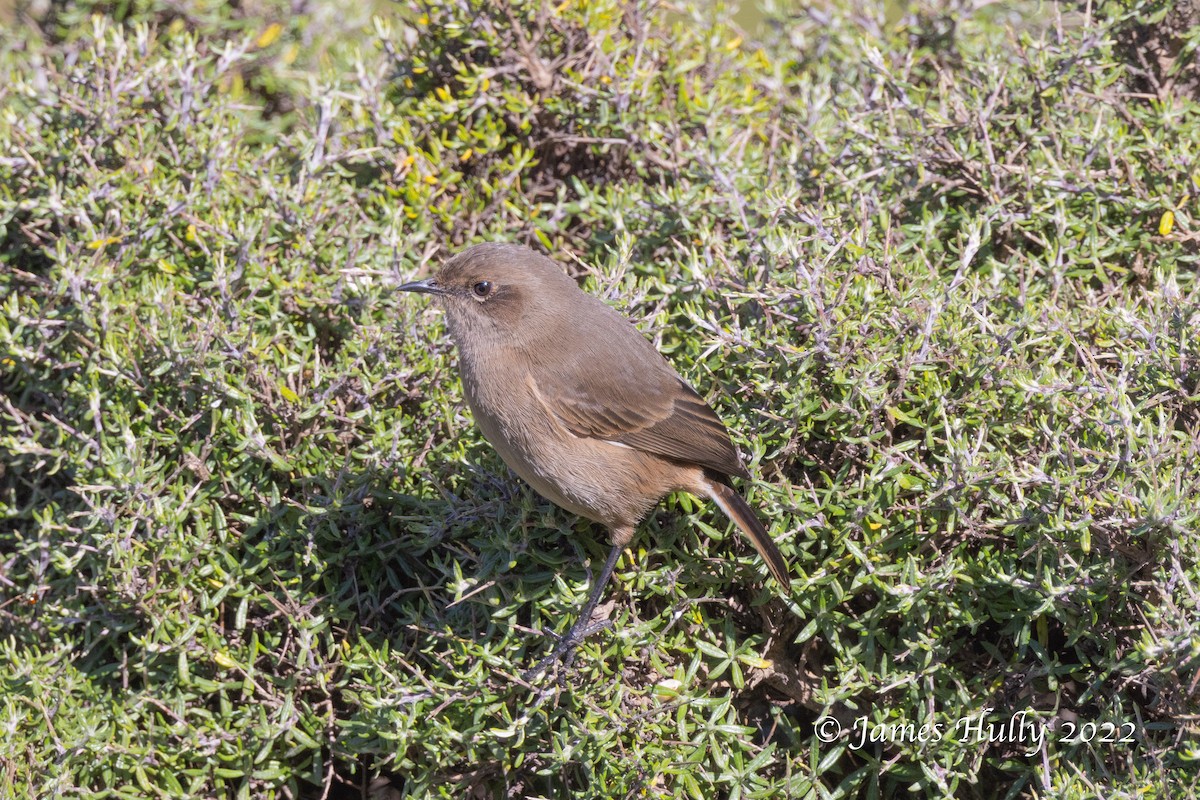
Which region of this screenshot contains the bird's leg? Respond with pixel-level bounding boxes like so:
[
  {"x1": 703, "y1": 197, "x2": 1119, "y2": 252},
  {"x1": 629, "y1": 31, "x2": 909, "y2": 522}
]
[{"x1": 523, "y1": 542, "x2": 622, "y2": 679}]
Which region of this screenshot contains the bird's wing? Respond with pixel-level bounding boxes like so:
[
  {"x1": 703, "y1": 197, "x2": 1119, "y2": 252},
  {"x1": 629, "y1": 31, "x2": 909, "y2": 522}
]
[{"x1": 532, "y1": 357, "x2": 750, "y2": 481}]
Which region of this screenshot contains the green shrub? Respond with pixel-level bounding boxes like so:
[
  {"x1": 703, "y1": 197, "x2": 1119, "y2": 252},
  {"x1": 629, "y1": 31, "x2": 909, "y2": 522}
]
[{"x1": 2, "y1": 0, "x2": 1197, "y2": 797}]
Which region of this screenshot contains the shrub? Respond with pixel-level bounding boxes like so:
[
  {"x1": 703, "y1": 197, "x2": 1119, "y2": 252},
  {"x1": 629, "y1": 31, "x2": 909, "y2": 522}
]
[{"x1": 2, "y1": 1, "x2": 1197, "y2": 797}]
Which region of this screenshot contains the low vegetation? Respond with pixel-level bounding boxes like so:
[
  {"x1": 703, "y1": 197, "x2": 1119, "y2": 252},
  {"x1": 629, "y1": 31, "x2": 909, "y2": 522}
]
[{"x1": 2, "y1": 0, "x2": 1197, "y2": 797}]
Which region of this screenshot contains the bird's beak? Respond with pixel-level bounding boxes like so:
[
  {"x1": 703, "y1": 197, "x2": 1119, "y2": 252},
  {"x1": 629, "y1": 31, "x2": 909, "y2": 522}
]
[{"x1": 396, "y1": 278, "x2": 445, "y2": 296}]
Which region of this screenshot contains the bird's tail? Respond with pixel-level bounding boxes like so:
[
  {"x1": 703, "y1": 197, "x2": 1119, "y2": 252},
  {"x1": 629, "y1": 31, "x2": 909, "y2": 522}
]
[{"x1": 705, "y1": 479, "x2": 790, "y2": 586}]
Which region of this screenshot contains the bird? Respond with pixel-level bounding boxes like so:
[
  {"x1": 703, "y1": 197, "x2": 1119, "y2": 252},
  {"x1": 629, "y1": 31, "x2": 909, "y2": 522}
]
[{"x1": 397, "y1": 243, "x2": 788, "y2": 672}]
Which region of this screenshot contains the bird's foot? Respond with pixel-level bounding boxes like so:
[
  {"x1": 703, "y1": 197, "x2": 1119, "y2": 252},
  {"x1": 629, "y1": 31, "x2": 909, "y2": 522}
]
[{"x1": 521, "y1": 618, "x2": 612, "y2": 682}]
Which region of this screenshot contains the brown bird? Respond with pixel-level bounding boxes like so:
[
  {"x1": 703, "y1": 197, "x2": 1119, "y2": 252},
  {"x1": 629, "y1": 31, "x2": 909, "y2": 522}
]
[{"x1": 398, "y1": 243, "x2": 788, "y2": 670}]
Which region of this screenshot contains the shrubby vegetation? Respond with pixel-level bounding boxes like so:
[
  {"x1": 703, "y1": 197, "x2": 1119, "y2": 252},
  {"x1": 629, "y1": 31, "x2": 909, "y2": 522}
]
[{"x1": 2, "y1": 0, "x2": 1197, "y2": 797}]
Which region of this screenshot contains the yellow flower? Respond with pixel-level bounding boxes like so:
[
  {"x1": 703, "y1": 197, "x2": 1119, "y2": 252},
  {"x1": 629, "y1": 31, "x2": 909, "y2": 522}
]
[
  {"x1": 255, "y1": 23, "x2": 283, "y2": 48},
  {"x1": 1159, "y1": 210, "x2": 1175, "y2": 236}
]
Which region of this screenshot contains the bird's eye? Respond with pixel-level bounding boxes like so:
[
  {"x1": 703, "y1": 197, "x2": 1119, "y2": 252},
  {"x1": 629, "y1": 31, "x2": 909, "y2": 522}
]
[{"x1": 472, "y1": 281, "x2": 493, "y2": 298}]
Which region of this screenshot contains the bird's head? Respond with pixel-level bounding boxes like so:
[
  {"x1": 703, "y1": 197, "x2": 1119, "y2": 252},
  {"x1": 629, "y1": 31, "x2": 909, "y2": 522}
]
[{"x1": 398, "y1": 243, "x2": 580, "y2": 343}]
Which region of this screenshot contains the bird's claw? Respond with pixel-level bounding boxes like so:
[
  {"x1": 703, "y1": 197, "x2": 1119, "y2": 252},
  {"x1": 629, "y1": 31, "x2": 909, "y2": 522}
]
[{"x1": 521, "y1": 618, "x2": 612, "y2": 682}]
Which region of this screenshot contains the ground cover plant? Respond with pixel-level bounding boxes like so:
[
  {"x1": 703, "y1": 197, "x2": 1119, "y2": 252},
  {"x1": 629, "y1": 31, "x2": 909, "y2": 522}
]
[{"x1": 2, "y1": 0, "x2": 1198, "y2": 797}]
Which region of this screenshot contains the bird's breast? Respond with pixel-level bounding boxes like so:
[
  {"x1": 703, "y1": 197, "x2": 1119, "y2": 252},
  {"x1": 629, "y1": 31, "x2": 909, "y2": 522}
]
[{"x1": 455, "y1": 353, "x2": 694, "y2": 529}]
